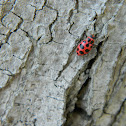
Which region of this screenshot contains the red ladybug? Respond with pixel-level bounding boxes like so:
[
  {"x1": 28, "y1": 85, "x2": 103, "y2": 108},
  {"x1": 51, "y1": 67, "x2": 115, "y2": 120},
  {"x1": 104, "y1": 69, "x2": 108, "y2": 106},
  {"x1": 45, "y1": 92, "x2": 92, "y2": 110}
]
[{"x1": 76, "y1": 35, "x2": 95, "y2": 56}]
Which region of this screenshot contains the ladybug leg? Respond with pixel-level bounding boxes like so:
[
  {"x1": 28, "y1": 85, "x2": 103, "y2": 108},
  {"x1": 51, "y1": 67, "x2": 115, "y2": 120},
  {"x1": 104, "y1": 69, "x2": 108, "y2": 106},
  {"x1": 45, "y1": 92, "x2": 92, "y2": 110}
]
[{"x1": 85, "y1": 34, "x2": 88, "y2": 38}]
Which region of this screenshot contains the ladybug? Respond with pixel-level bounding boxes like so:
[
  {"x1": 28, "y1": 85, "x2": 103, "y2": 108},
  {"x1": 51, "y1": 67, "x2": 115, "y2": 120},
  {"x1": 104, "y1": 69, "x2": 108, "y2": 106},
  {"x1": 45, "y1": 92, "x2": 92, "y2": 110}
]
[{"x1": 76, "y1": 35, "x2": 95, "y2": 56}]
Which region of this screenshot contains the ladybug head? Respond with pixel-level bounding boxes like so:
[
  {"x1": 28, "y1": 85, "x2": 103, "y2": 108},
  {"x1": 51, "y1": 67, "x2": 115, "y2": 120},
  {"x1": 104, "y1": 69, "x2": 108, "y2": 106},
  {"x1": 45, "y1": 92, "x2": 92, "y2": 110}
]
[{"x1": 90, "y1": 35, "x2": 95, "y2": 39}]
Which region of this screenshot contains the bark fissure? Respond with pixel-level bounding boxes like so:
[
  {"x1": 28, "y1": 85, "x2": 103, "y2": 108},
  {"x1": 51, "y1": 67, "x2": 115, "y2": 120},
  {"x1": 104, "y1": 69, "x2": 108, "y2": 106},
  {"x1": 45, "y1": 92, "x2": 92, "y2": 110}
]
[
  {"x1": 45, "y1": 6, "x2": 59, "y2": 44},
  {"x1": 111, "y1": 100, "x2": 126, "y2": 126},
  {"x1": 63, "y1": 36, "x2": 105, "y2": 126}
]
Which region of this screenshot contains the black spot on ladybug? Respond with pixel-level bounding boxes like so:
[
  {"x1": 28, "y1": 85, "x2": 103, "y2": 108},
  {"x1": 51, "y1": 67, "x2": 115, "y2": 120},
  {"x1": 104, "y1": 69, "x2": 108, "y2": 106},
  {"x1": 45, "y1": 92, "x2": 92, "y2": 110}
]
[
  {"x1": 77, "y1": 48, "x2": 79, "y2": 51},
  {"x1": 79, "y1": 51, "x2": 84, "y2": 54},
  {"x1": 85, "y1": 49, "x2": 89, "y2": 52},
  {"x1": 87, "y1": 38, "x2": 91, "y2": 42},
  {"x1": 90, "y1": 35, "x2": 95, "y2": 39},
  {"x1": 83, "y1": 40, "x2": 86, "y2": 43},
  {"x1": 90, "y1": 35, "x2": 93, "y2": 38},
  {"x1": 90, "y1": 46, "x2": 92, "y2": 48},
  {"x1": 80, "y1": 44, "x2": 84, "y2": 49},
  {"x1": 77, "y1": 52, "x2": 78, "y2": 55},
  {"x1": 86, "y1": 44, "x2": 89, "y2": 47},
  {"x1": 91, "y1": 41, "x2": 94, "y2": 44}
]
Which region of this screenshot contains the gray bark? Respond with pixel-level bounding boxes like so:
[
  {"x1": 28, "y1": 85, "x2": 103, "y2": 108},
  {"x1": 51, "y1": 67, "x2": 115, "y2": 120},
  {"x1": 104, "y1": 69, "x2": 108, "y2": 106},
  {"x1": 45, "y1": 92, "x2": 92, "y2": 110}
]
[{"x1": 0, "y1": 0, "x2": 126, "y2": 126}]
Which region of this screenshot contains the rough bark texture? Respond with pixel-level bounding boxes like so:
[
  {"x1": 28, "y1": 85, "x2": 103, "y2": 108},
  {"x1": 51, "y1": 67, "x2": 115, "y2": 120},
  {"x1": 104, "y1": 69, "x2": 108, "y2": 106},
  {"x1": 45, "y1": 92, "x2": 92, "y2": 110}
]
[{"x1": 0, "y1": 0, "x2": 126, "y2": 126}]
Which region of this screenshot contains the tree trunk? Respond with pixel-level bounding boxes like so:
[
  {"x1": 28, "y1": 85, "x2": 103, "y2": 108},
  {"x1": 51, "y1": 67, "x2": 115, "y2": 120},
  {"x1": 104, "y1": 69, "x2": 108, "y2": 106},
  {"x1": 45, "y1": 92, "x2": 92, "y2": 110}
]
[{"x1": 0, "y1": 0, "x2": 126, "y2": 126}]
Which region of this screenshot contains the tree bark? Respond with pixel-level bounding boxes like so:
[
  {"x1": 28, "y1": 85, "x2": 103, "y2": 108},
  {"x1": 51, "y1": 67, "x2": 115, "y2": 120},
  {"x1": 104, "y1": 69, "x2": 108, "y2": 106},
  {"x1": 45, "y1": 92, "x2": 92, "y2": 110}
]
[{"x1": 0, "y1": 0, "x2": 126, "y2": 126}]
